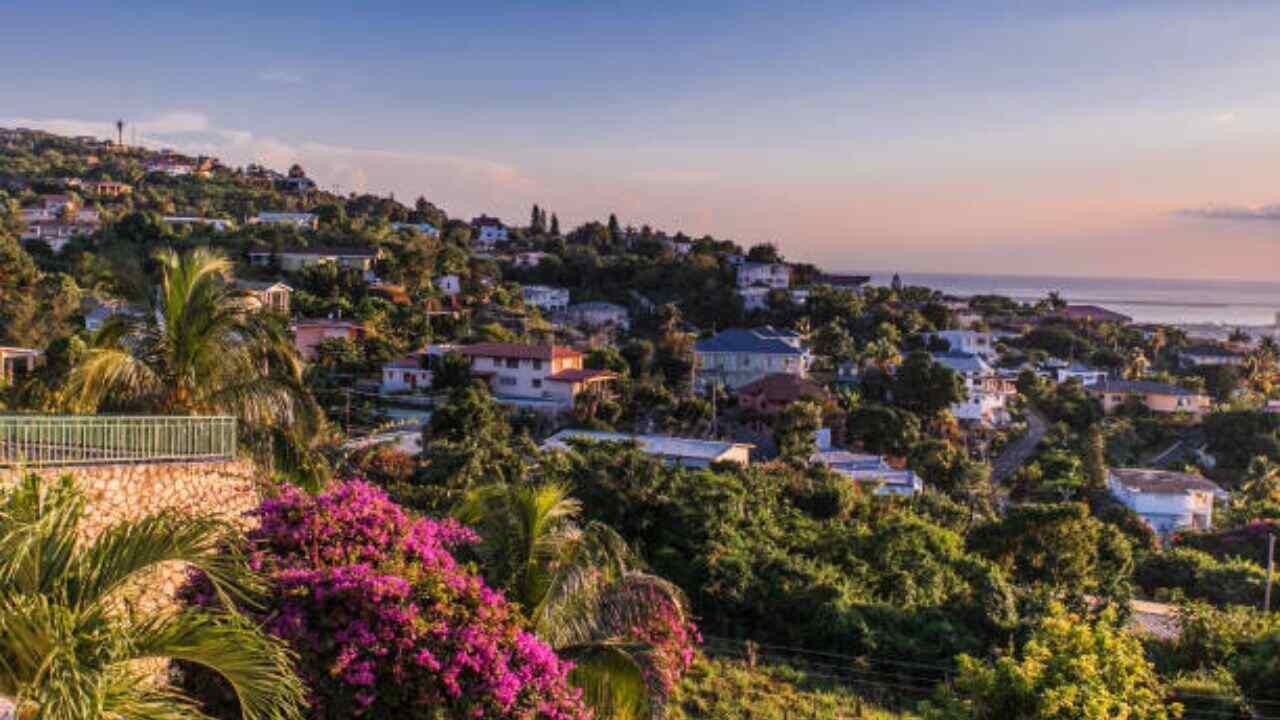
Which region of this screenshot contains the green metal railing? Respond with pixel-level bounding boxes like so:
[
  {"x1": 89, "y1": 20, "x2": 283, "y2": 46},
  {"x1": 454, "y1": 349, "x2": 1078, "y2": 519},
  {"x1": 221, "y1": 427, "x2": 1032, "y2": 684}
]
[{"x1": 0, "y1": 415, "x2": 237, "y2": 466}]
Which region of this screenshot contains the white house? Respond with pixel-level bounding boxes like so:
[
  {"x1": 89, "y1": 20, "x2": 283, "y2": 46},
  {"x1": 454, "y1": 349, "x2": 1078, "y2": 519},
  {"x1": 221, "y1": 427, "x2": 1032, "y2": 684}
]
[
  {"x1": 233, "y1": 280, "x2": 292, "y2": 314},
  {"x1": 543, "y1": 429, "x2": 752, "y2": 468},
  {"x1": 811, "y1": 450, "x2": 923, "y2": 496},
  {"x1": 253, "y1": 212, "x2": 319, "y2": 230},
  {"x1": 521, "y1": 285, "x2": 570, "y2": 313},
  {"x1": 560, "y1": 301, "x2": 630, "y2": 330},
  {"x1": 1053, "y1": 361, "x2": 1107, "y2": 386},
  {"x1": 163, "y1": 216, "x2": 233, "y2": 232},
  {"x1": 931, "y1": 351, "x2": 1014, "y2": 426},
  {"x1": 513, "y1": 251, "x2": 551, "y2": 268},
  {"x1": 391, "y1": 222, "x2": 440, "y2": 237},
  {"x1": 1180, "y1": 344, "x2": 1246, "y2": 368},
  {"x1": 1108, "y1": 468, "x2": 1225, "y2": 534},
  {"x1": 694, "y1": 326, "x2": 812, "y2": 391},
  {"x1": 381, "y1": 356, "x2": 432, "y2": 393},
  {"x1": 926, "y1": 330, "x2": 996, "y2": 360},
  {"x1": 736, "y1": 262, "x2": 790, "y2": 290},
  {"x1": 20, "y1": 221, "x2": 97, "y2": 252},
  {"x1": 247, "y1": 246, "x2": 378, "y2": 279},
  {"x1": 459, "y1": 343, "x2": 615, "y2": 411},
  {"x1": 434, "y1": 274, "x2": 462, "y2": 297},
  {"x1": 471, "y1": 215, "x2": 508, "y2": 249}
]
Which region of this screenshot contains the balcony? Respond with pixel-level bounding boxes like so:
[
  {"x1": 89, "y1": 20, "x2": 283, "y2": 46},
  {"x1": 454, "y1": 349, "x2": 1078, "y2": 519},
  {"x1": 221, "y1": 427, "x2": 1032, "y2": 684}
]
[{"x1": 0, "y1": 415, "x2": 237, "y2": 467}]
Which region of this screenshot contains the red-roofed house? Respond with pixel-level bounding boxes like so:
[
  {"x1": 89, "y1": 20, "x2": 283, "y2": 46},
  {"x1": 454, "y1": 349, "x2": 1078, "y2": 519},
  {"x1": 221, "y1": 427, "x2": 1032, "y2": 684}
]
[
  {"x1": 736, "y1": 373, "x2": 831, "y2": 415},
  {"x1": 291, "y1": 319, "x2": 365, "y2": 361},
  {"x1": 459, "y1": 342, "x2": 615, "y2": 410}
]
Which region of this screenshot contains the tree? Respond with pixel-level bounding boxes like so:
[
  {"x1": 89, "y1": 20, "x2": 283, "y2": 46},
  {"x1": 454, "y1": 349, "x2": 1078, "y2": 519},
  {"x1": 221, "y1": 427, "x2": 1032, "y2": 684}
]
[
  {"x1": 921, "y1": 605, "x2": 1177, "y2": 720},
  {"x1": 607, "y1": 213, "x2": 621, "y2": 245},
  {"x1": 431, "y1": 351, "x2": 474, "y2": 392},
  {"x1": 0, "y1": 474, "x2": 305, "y2": 720},
  {"x1": 63, "y1": 249, "x2": 321, "y2": 464},
  {"x1": 775, "y1": 400, "x2": 823, "y2": 465},
  {"x1": 454, "y1": 482, "x2": 698, "y2": 718},
  {"x1": 892, "y1": 351, "x2": 965, "y2": 417},
  {"x1": 550, "y1": 213, "x2": 560, "y2": 236},
  {"x1": 746, "y1": 243, "x2": 781, "y2": 263},
  {"x1": 862, "y1": 337, "x2": 901, "y2": 373},
  {"x1": 847, "y1": 404, "x2": 921, "y2": 457},
  {"x1": 1082, "y1": 424, "x2": 1108, "y2": 488},
  {"x1": 1123, "y1": 347, "x2": 1150, "y2": 380}
]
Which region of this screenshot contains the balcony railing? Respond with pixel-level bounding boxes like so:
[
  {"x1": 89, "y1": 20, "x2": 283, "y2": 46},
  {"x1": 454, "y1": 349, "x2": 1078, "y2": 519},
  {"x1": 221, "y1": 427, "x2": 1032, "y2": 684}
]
[{"x1": 0, "y1": 415, "x2": 237, "y2": 467}]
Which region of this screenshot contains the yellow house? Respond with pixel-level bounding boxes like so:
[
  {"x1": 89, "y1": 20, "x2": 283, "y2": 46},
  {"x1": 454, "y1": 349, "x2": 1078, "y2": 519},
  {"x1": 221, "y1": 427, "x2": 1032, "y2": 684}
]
[{"x1": 1088, "y1": 379, "x2": 1210, "y2": 416}]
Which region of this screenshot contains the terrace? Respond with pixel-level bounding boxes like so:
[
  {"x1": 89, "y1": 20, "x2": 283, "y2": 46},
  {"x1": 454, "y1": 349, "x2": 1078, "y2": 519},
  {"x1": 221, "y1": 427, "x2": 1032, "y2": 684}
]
[{"x1": 0, "y1": 415, "x2": 237, "y2": 467}]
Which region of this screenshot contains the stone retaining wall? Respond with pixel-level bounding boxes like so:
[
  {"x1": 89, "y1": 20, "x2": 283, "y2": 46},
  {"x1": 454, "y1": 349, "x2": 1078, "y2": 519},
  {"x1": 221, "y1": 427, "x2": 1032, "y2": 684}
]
[{"x1": 0, "y1": 459, "x2": 263, "y2": 613}]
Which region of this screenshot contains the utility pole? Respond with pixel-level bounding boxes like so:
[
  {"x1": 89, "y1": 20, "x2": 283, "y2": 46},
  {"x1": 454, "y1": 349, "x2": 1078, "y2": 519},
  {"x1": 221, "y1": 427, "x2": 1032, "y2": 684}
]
[{"x1": 1266, "y1": 533, "x2": 1276, "y2": 613}]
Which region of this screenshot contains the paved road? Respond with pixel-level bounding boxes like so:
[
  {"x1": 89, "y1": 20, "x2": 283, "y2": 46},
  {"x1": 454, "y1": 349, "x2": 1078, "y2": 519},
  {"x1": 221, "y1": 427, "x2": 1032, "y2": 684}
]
[{"x1": 992, "y1": 407, "x2": 1048, "y2": 484}]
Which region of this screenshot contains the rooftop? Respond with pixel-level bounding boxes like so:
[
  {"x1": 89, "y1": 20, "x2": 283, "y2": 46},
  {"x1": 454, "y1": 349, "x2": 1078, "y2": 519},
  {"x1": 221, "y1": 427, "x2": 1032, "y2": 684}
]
[
  {"x1": 1089, "y1": 379, "x2": 1203, "y2": 397},
  {"x1": 695, "y1": 327, "x2": 806, "y2": 356},
  {"x1": 1182, "y1": 344, "x2": 1244, "y2": 358},
  {"x1": 931, "y1": 351, "x2": 994, "y2": 375},
  {"x1": 543, "y1": 429, "x2": 752, "y2": 462},
  {"x1": 1110, "y1": 468, "x2": 1224, "y2": 496},
  {"x1": 460, "y1": 342, "x2": 581, "y2": 361},
  {"x1": 737, "y1": 373, "x2": 829, "y2": 403}
]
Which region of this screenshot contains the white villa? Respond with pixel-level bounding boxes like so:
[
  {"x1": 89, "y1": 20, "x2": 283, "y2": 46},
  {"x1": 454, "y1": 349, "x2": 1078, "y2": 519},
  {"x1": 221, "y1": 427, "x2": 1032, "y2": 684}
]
[
  {"x1": 1108, "y1": 468, "x2": 1226, "y2": 534},
  {"x1": 543, "y1": 429, "x2": 752, "y2": 468},
  {"x1": 459, "y1": 342, "x2": 615, "y2": 411},
  {"x1": 522, "y1": 285, "x2": 570, "y2": 313},
  {"x1": 931, "y1": 351, "x2": 1015, "y2": 426},
  {"x1": 926, "y1": 330, "x2": 996, "y2": 359},
  {"x1": 560, "y1": 301, "x2": 630, "y2": 330}
]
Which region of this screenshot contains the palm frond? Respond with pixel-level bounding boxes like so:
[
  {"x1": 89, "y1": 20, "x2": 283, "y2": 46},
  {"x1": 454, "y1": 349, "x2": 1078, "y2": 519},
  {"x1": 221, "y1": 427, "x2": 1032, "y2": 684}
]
[
  {"x1": 560, "y1": 642, "x2": 651, "y2": 720},
  {"x1": 129, "y1": 612, "x2": 305, "y2": 720}
]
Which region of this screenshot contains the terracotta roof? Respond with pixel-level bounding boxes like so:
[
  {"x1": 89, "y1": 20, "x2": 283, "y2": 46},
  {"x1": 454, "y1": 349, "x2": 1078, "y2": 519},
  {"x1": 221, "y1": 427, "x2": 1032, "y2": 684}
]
[
  {"x1": 736, "y1": 373, "x2": 829, "y2": 404},
  {"x1": 546, "y1": 368, "x2": 617, "y2": 383},
  {"x1": 459, "y1": 343, "x2": 581, "y2": 361},
  {"x1": 1110, "y1": 468, "x2": 1224, "y2": 495}
]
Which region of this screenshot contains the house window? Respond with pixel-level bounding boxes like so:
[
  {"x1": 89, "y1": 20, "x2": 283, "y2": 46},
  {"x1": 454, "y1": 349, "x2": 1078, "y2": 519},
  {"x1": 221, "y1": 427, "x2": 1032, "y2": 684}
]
[
  {"x1": 498, "y1": 376, "x2": 517, "y2": 387},
  {"x1": 532, "y1": 359, "x2": 543, "y2": 370},
  {"x1": 532, "y1": 379, "x2": 542, "y2": 389},
  {"x1": 506, "y1": 358, "x2": 520, "y2": 369}
]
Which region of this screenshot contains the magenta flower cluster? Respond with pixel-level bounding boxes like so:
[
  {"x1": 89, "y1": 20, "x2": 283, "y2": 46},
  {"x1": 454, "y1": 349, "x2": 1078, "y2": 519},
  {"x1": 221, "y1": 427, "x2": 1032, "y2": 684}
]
[
  {"x1": 225, "y1": 480, "x2": 592, "y2": 719},
  {"x1": 608, "y1": 584, "x2": 701, "y2": 701}
]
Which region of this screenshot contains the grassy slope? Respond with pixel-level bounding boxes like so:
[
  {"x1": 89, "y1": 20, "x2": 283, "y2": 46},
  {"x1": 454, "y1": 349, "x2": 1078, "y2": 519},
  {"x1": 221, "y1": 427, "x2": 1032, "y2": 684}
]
[{"x1": 668, "y1": 657, "x2": 919, "y2": 720}]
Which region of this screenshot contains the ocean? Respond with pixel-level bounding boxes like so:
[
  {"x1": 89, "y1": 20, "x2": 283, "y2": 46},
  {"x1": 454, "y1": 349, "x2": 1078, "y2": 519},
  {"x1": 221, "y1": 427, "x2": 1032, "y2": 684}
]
[{"x1": 861, "y1": 272, "x2": 1280, "y2": 327}]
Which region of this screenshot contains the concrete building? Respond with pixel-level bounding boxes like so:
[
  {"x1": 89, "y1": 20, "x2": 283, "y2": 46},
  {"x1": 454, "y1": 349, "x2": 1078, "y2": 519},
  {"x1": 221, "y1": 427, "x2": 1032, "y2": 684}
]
[
  {"x1": 694, "y1": 326, "x2": 811, "y2": 391},
  {"x1": 521, "y1": 285, "x2": 570, "y2": 313},
  {"x1": 1108, "y1": 468, "x2": 1225, "y2": 534},
  {"x1": 1089, "y1": 380, "x2": 1211, "y2": 416},
  {"x1": 811, "y1": 450, "x2": 923, "y2": 496},
  {"x1": 926, "y1": 330, "x2": 996, "y2": 359},
  {"x1": 234, "y1": 280, "x2": 292, "y2": 314},
  {"x1": 1180, "y1": 344, "x2": 1246, "y2": 368},
  {"x1": 543, "y1": 429, "x2": 752, "y2": 468},
  {"x1": 248, "y1": 247, "x2": 378, "y2": 278},
  {"x1": 434, "y1": 274, "x2": 462, "y2": 297},
  {"x1": 471, "y1": 215, "x2": 508, "y2": 248},
  {"x1": 560, "y1": 301, "x2": 630, "y2": 330},
  {"x1": 459, "y1": 343, "x2": 615, "y2": 411},
  {"x1": 291, "y1": 319, "x2": 366, "y2": 361},
  {"x1": 931, "y1": 351, "x2": 1015, "y2": 426}
]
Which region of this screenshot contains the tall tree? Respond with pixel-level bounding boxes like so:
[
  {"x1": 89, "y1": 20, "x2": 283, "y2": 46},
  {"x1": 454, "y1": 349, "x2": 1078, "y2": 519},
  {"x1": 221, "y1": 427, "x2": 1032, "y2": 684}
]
[
  {"x1": 775, "y1": 400, "x2": 823, "y2": 466},
  {"x1": 0, "y1": 474, "x2": 305, "y2": 720},
  {"x1": 607, "y1": 213, "x2": 621, "y2": 245},
  {"x1": 550, "y1": 213, "x2": 560, "y2": 236}
]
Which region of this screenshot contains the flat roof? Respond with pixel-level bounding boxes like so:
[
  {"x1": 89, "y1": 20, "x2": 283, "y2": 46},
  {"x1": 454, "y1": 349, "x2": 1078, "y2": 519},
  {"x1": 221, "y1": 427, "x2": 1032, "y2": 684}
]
[{"x1": 543, "y1": 429, "x2": 752, "y2": 461}]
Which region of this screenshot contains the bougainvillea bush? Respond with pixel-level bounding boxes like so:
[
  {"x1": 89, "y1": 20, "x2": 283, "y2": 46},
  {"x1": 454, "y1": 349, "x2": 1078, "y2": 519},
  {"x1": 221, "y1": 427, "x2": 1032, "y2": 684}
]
[{"x1": 183, "y1": 480, "x2": 591, "y2": 719}]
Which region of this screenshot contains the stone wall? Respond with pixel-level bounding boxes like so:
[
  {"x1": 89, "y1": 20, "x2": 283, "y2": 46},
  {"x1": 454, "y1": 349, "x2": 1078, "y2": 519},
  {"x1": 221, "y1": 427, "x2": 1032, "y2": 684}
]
[{"x1": 0, "y1": 459, "x2": 263, "y2": 613}]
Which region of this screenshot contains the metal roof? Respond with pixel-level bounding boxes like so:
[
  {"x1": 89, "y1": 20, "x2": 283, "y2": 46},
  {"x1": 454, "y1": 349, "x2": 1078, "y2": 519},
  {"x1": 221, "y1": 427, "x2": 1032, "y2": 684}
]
[{"x1": 543, "y1": 429, "x2": 752, "y2": 461}]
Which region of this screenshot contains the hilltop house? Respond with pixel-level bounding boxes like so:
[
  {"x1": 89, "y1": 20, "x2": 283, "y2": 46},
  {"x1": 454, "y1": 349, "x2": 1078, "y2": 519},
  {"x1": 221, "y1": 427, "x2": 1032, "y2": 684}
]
[
  {"x1": 736, "y1": 262, "x2": 792, "y2": 312},
  {"x1": 252, "y1": 212, "x2": 319, "y2": 230},
  {"x1": 736, "y1": 373, "x2": 830, "y2": 415},
  {"x1": 1054, "y1": 361, "x2": 1108, "y2": 386},
  {"x1": 434, "y1": 274, "x2": 462, "y2": 297},
  {"x1": 233, "y1": 280, "x2": 292, "y2": 314},
  {"x1": 86, "y1": 180, "x2": 131, "y2": 198},
  {"x1": 513, "y1": 251, "x2": 551, "y2": 268},
  {"x1": 248, "y1": 246, "x2": 378, "y2": 279},
  {"x1": 20, "y1": 220, "x2": 97, "y2": 252},
  {"x1": 560, "y1": 301, "x2": 630, "y2": 330},
  {"x1": 543, "y1": 429, "x2": 752, "y2": 468},
  {"x1": 811, "y1": 450, "x2": 923, "y2": 496},
  {"x1": 1088, "y1": 379, "x2": 1211, "y2": 416},
  {"x1": 291, "y1": 318, "x2": 365, "y2": 361},
  {"x1": 380, "y1": 348, "x2": 453, "y2": 393},
  {"x1": 521, "y1": 285, "x2": 570, "y2": 313},
  {"x1": 459, "y1": 343, "x2": 615, "y2": 411},
  {"x1": 931, "y1": 351, "x2": 1015, "y2": 426},
  {"x1": 471, "y1": 215, "x2": 508, "y2": 249},
  {"x1": 1108, "y1": 468, "x2": 1225, "y2": 534},
  {"x1": 925, "y1": 330, "x2": 996, "y2": 359},
  {"x1": 163, "y1": 216, "x2": 233, "y2": 232},
  {"x1": 391, "y1": 222, "x2": 439, "y2": 237},
  {"x1": 695, "y1": 326, "x2": 812, "y2": 391},
  {"x1": 1180, "y1": 344, "x2": 1246, "y2": 368}
]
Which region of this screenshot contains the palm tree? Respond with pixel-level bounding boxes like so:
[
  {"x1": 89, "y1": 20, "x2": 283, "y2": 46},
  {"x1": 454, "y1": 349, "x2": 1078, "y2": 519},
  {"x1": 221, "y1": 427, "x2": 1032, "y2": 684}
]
[
  {"x1": 454, "y1": 482, "x2": 690, "y2": 719},
  {"x1": 1123, "y1": 348, "x2": 1150, "y2": 380},
  {"x1": 62, "y1": 248, "x2": 322, "y2": 467},
  {"x1": 0, "y1": 474, "x2": 305, "y2": 720},
  {"x1": 862, "y1": 338, "x2": 902, "y2": 373}
]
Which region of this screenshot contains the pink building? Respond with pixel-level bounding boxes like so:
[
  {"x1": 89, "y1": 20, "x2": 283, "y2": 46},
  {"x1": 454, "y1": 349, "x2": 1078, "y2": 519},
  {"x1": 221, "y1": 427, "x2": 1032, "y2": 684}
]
[{"x1": 291, "y1": 319, "x2": 365, "y2": 361}]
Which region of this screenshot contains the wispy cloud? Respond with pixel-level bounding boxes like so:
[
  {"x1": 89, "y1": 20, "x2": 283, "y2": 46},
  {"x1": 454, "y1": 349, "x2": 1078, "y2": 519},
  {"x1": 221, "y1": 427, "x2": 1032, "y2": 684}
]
[
  {"x1": 257, "y1": 69, "x2": 304, "y2": 84},
  {"x1": 1175, "y1": 203, "x2": 1280, "y2": 222},
  {"x1": 1212, "y1": 111, "x2": 1237, "y2": 126}
]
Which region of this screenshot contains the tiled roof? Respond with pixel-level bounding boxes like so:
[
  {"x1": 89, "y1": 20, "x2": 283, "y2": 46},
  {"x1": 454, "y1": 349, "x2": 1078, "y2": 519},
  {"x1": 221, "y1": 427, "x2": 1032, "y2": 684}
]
[
  {"x1": 546, "y1": 368, "x2": 617, "y2": 383},
  {"x1": 1110, "y1": 468, "x2": 1224, "y2": 495},
  {"x1": 1089, "y1": 379, "x2": 1202, "y2": 397},
  {"x1": 695, "y1": 327, "x2": 805, "y2": 355},
  {"x1": 737, "y1": 373, "x2": 829, "y2": 403},
  {"x1": 460, "y1": 343, "x2": 581, "y2": 361}
]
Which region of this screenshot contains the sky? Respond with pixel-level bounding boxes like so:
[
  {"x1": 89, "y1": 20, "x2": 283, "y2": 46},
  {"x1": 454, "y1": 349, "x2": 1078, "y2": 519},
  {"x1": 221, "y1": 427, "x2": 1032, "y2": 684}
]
[{"x1": 4, "y1": 1, "x2": 1280, "y2": 282}]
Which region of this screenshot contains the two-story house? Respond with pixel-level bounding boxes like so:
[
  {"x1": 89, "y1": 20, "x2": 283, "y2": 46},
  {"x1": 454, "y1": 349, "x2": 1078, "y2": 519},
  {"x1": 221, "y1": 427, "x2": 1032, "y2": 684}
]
[
  {"x1": 694, "y1": 326, "x2": 811, "y2": 391},
  {"x1": 1108, "y1": 468, "x2": 1225, "y2": 534},
  {"x1": 1180, "y1": 344, "x2": 1246, "y2": 368},
  {"x1": 931, "y1": 351, "x2": 1014, "y2": 426},
  {"x1": 459, "y1": 343, "x2": 615, "y2": 411},
  {"x1": 560, "y1": 301, "x2": 630, "y2": 330},
  {"x1": 521, "y1": 285, "x2": 570, "y2": 313},
  {"x1": 736, "y1": 262, "x2": 792, "y2": 312},
  {"x1": 471, "y1": 215, "x2": 508, "y2": 249},
  {"x1": 1088, "y1": 379, "x2": 1211, "y2": 416},
  {"x1": 926, "y1": 330, "x2": 996, "y2": 359}
]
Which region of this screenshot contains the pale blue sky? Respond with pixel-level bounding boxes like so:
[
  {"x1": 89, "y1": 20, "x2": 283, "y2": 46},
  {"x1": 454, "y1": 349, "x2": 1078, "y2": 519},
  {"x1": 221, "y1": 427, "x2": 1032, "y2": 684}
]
[{"x1": 4, "y1": 1, "x2": 1280, "y2": 279}]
